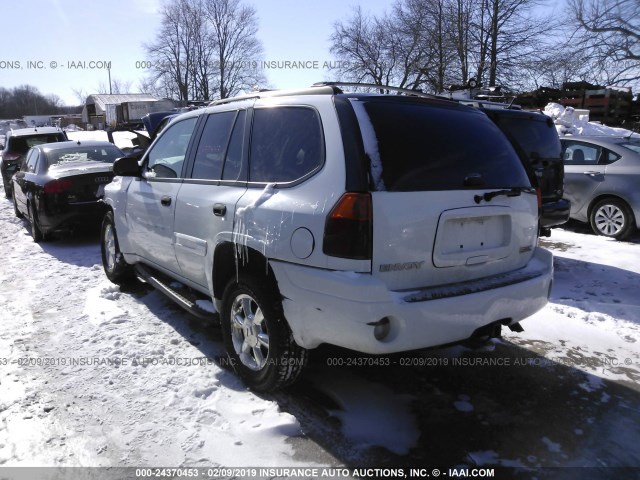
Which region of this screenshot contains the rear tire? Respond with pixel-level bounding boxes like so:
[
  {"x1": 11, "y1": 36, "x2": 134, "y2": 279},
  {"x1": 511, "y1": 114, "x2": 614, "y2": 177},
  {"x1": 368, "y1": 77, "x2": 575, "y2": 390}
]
[
  {"x1": 101, "y1": 211, "x2": 134, "y2": 284},
  {"x1": 589, "y1": 198, "x2": 635, "y2": 240},
  {"x1": 12, "y1": 189, "x2": 24, "y2": 219},
  {"x1": 221, "y1": 274, "x2": 307, "y2": 392}
]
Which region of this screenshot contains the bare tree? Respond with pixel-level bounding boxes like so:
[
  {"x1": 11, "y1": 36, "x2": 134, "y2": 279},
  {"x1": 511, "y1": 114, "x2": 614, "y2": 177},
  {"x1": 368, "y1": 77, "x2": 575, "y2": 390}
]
[
  {"x1": 188, "y1": 0, "x2": 217, "y2": 100},
  {"x1": 204, "y1": 0, "x2": 265, "y2": 99},
  {"x1": 71, "y1": 87, "x2": 88, "y2": 106},
  {"x1": 329, "y1": 7, "x2": 399, "y2": 87},
  {"x1": 144, "y1": 0, "x2": 196, "y2": 101},
  {"x1": 470, "y1": 0, "x2": 551, "y2": 89},
  {"x1": 569, "y1": 0, "x2": 640, "y2": 86},
  {"x1": 96, "y1": 78, "x2": 134, "y2": 95},
  {"x1": 448, "y1": 0, "x2": 474, "y2": 85},
  {"x1": 329, "y1": 0, "x2": 551, "y2": 94},
  {"x1": 329, "y1": 2, "x2": 443, "y2": 91},
  {"x1": 144, "y1": 0, "x2": 264, "y2": 101},
  {"x1": 393, "y1": 0, "x2": 454, "y2": 92}
]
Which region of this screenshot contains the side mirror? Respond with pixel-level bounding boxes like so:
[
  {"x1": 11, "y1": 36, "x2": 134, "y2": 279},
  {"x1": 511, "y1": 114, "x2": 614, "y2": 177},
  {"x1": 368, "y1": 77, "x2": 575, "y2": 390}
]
[{"x1": 113, "y1": 156, "x2": 141, "y2": 177}]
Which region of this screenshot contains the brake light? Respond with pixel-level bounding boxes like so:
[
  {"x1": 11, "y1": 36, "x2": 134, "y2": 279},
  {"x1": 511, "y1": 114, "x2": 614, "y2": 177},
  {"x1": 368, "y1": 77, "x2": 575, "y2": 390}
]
[
  {"x1": 536, "y1": 187, "x2": 542, "y2": 210},
  {"x1": 44, "y1": 179, "x2": 73, "y2": 194},
  {"x1": 323, "y1": 192, "x2": 372, "y2": 260}
]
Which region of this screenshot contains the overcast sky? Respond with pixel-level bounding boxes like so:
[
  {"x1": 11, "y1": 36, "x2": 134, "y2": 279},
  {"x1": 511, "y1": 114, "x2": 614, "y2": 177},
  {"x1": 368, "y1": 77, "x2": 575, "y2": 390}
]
[{"x1": 1, "y1": 0, "x2": 398, "y2": 106}]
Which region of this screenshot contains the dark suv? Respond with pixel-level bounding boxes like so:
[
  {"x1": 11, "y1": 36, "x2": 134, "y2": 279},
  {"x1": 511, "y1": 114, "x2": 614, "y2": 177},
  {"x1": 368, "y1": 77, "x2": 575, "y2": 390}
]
[
  {"x1": 456, "y1": 101, "x2": 570, "y2": 235},
  {"x1": 1, "y1": 127, "x2": 68, "y2": 198}
]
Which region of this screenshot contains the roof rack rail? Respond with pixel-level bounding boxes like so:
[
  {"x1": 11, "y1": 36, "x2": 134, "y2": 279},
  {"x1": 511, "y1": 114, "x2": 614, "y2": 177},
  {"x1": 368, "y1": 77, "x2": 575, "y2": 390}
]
[
  {"x1": 312, "y1": 81, "x2": 435, "y2": 98},
  {"x1": 209, "y1": 85, "x2": 342, "y2": 106},
  {"x1": 439, "y1": 95, "x2": 522, "y2": 110}
]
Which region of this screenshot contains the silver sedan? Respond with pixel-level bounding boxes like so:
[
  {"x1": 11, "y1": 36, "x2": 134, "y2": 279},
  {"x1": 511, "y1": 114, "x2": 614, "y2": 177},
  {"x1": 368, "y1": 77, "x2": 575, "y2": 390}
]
[{"x1": 560, "y1": 135, "x2": 640, "y2": 240}]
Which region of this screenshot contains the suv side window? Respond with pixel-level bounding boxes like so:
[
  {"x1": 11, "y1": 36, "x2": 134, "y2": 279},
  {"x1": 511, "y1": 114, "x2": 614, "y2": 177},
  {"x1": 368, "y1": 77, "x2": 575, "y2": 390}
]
[
  {"x1": 222, "y1": 110, "x2": 246, "y2": 181},
  {"x1": 190, "y1": 112, "x2": 236, "y2": 181},
  {"x1": 562, "y1": 141, "x2": 600, "y2": 165},
  {"x1": 147, "y1": 117, "x2": 198, "y2": 179},
  {"x1": 249, "y1": 107, "x2": 323, "y2": 183}
]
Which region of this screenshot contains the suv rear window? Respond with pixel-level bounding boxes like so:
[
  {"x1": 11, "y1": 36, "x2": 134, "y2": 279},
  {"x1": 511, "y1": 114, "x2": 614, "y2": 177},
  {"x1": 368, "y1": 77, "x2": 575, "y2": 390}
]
[
  {"x1": 9, "y1": 134, "x2": 66, "y2": 153},
  {"x1": 355, "y1": 99, "x2": 530, "y2": 192}
]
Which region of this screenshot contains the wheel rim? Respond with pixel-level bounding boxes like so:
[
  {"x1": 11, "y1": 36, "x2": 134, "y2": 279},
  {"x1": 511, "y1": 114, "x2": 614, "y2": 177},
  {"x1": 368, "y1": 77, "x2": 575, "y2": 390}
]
[
  {"x1": 594, "y1": 204, "x2": 625, "y2": 236},
  {"x1": 229, "y1": 294, "x2": 270, "y2": 371},
  {"x1": 104, "y1": 224, "x2": 117, "y2": 272}
]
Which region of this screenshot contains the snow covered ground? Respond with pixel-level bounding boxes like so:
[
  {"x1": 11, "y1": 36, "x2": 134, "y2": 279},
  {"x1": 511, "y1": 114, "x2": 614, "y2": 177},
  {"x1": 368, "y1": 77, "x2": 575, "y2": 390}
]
[{"x1": 0, "y1": 184, "x2": 639, "y2": 478}]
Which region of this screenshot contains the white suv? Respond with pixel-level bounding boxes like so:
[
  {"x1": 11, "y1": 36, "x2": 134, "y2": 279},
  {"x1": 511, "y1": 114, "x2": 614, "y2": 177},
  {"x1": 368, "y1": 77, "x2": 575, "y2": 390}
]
[{"x1": 101, "y1": 84, "x2": 553, "y2": 391}]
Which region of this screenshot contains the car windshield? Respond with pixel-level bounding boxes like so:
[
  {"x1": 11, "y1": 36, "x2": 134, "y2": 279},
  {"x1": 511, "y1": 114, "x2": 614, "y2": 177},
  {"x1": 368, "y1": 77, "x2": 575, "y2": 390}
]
[
  {"x1": 46, "y1": 145, "x2": 123, "y2": 169},
  {"x1": 619, "y1": 141, "x2": 640, "y2": 154}
]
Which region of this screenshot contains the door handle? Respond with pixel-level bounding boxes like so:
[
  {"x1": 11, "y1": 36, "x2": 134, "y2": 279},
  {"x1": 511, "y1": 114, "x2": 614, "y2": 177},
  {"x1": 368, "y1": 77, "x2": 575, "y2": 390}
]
[
  {"x1": 213, "y1": 203, "x2": 227, "y2": 216},
  {"x1": 160, "y1": 195, "x2": 172, "y2": 206},
  {"x1": 583, "y1": 171, "x2": 600, "y2": 176}
]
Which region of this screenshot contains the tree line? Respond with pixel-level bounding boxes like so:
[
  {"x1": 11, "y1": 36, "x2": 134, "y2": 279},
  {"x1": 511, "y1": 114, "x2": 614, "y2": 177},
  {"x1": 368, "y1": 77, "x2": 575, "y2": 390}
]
[
  {"x1": 3, "y1": 0, "x2": 638, "y2": 116},
  {"x1": 142, "y1": 0, "x2": 638, "y2": 101},
  {"x1": 330, "y1": 0, "x2": 639, "y2": 94},
  {"x1": 0, "y1": 86, "x2": 79, "y2": 120}
]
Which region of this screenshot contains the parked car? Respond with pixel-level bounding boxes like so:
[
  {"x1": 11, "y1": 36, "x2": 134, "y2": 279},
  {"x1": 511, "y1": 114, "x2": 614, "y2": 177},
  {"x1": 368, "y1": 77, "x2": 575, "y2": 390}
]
[
  {"x1": 452, "y1": 100, "x2": 570, "y2": 235},
  {"x1": 100, "y1": 84, "x2": 553, "y2": 391},
  {"x1": 560, "y1": 135, "x2": 640, "y2": 240},
  {"x1": 1, "y1": 127, "x2": 68, "y2": 198},
  {"x1": 12, "y1": 140, "x2": 124, "y2": 242}
]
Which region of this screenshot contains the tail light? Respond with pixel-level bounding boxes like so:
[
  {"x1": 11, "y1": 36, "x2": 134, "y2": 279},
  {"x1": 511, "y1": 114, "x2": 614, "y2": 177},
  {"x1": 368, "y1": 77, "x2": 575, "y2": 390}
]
[
  {"x1": 44, "y1": 179, "x2": 73, "y2": 194},
  {"x1": 535, "y1": 187, "x2": 542, "y2": 210},
  {"x1": 2, "y1": 153, "x2": 21, "y2": 162},
  {"x1": 323, "y1": 192, "x2": 372, "y2": 260}
]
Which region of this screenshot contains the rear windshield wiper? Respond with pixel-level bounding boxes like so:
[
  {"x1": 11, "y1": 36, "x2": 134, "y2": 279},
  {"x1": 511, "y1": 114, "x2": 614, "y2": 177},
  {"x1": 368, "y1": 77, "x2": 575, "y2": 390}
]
[{"x1": 474, "y1": 188, "x2": 522, "y2": 204}]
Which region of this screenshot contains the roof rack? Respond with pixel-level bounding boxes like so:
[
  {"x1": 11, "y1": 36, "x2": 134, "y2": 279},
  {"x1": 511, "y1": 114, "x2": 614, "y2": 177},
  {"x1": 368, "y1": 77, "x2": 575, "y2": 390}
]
[
  {"x1": 312, "y1": 81, "x2": 435, "y2": 98},
  {"x1": 209, "y1": 85, "x2": 341, "y2": 106},
  {"x1": 206, "y1": 81, "x2": 443, "y2": 107},
  {"x1": 450, "y1": 98, "x2": 523, "y2": 110}
]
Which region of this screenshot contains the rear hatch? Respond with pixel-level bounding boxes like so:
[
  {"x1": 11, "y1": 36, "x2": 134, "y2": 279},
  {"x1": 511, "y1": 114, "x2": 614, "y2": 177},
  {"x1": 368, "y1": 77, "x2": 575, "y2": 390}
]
[
  {"x1": 349, "y1": 97, "x2": 539, "y2": 291},
  {"x1": 486, "y1": 110, "x2": 563, "y2": 203}
]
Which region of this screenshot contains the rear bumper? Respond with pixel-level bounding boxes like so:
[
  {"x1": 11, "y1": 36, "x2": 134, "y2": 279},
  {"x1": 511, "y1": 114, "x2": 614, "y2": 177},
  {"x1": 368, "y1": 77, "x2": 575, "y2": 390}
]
[
  {"x1": 38, "y1": 201, "x2": 108, "y2": 232},
  {"x1": 540, "y1": 198, "x2": 571, "y2": 228},
  {"x1": 271, "y1": 247, "x2": 553, "y2": 354}
]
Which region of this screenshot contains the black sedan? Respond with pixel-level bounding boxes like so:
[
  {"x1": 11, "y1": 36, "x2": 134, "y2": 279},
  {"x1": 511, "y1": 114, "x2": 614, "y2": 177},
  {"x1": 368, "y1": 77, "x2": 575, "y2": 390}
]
[{"x1": 12, "y1": 140, "x2": 124, "y2": 242}]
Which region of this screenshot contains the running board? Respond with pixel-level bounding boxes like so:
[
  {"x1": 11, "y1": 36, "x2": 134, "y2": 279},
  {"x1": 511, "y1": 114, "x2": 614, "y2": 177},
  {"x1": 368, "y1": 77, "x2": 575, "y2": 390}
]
[{"x1": 134, "y1": 264, "x2": 218, "y2": 322}]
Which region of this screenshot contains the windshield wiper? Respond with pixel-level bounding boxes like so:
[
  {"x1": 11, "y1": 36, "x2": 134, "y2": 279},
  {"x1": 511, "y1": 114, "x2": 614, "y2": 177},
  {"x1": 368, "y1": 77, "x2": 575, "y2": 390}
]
[{"x1": 474, "y1": 188, "x2": 522, "y2": 204}]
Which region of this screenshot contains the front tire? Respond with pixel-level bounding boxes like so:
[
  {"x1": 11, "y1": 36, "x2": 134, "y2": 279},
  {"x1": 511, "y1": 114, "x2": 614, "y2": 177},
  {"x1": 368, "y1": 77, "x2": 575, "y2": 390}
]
[
  {"x1": 12, "y1": 189, "x2": 24, "y2": 219},
  {"x1": 221, "y1": 274, "x2": 307, "y2": 392},
  {"x1": 101, "y1": 211, "x2": 134, "y2": 284},
  {"x1": 589, "y1": 198, "x2": 635, "y2": 240}
]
